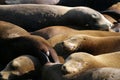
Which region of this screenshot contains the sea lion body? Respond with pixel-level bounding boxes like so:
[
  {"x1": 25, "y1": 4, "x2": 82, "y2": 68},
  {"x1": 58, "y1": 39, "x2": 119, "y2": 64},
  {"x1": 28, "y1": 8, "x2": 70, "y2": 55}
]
[
  {"x1": 0, "y1": 55, "x2": 41, "y2": 80},
  {"x1": 32, "y1": 26, "x2": 120, "y2": 39},
  {"x1": 62, "y1": 35, "x2": 120, "y2": 55},
  {"x1": 62, "y1": 51, "x2": 120, "y2": 78},
  {"x1": 47, "y1": 30, "x2": 120, "y2": 58},
  {"x1": 0, "y1": 20, "x2": 30, "y2": 38},
  {"x1": 0, "y1": 35, "x2": 60, "y2": 68},
  {"x1": 5, "y1": 0, "x2": 59, "y2": 4},
  {"x1": 0, "y1": 4, "x2": 112, "y2": 31}
]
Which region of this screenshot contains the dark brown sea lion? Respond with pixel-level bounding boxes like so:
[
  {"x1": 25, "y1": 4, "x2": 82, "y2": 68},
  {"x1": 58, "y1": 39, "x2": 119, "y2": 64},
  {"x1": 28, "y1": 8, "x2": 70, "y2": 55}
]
[
  {"x1": 0, "y1": 35, "x2": 60, "y2": 69},
  {"x1": 0, "y1": 4, "x2": 113, "y2": 31}
]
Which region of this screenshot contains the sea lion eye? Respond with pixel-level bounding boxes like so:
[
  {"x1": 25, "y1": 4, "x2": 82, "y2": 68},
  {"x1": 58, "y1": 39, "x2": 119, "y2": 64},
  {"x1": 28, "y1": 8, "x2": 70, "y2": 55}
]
[
  {"x1": 91, "y1": 13, "x2": 99, "y2": 19},
  {"x1": 70, "y1": 38, "x2": 77, "y2": 42},
  {"x1": 11, "y1": 61, "x2": 20, "y2": 70},
  {"x1": 10, "y1": 65, "x2": 18, "y2": 70}
]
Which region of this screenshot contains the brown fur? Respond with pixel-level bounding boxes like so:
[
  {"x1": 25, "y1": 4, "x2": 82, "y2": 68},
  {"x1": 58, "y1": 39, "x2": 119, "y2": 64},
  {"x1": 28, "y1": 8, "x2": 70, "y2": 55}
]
[
  {"x1": 0, "y1": 55, "x2": 42, "y2": 80},
  {"x1": 48, "y1": 30, "x2": 120, "y2": 59},
  {"x1": 0, "y1": 20, "x2": 30, "y2": 38},
  {"x1": 102, "y1": 2, "x2": 120, "y2": 32},
  {"x1": 108, "y1": 2, "x2": 120, "y2": 13},
  {"x1": 62, "y1": 35, "x2": 120, "y2": 55},
  {"x1": 62, "y1": 51, "x2": 120, "y2": 78},
  {"x1": 0, "y1": 21, "x2": 60, "y2": 68},
  {"x1": 31, "y1": 26, "x2": 81, "y2": 39},
  {"x1": 31, "y1": 26, "x2": 120, "y2": 39},
  {"x1": 102, "y1": 2, "x2": 120, "y2": 21},
  {"x1": 0, "y1": 35, "x2": 60, "y2": 68}
]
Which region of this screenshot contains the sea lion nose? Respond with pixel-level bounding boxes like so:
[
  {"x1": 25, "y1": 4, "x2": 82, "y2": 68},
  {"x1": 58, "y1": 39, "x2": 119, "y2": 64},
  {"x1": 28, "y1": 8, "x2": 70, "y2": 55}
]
[
  {"x1": 0, "y1": 73, "x2": 4, "y2": 80},
  {"x1": 61, "y1": 65, "x2": 69, "y2": 74},
  {"x1": 62, "y1": 65, "x2": 66, "y2": 71},
  {"x1": 0, "y1": 73, "x2": 2, "y2": 78}
]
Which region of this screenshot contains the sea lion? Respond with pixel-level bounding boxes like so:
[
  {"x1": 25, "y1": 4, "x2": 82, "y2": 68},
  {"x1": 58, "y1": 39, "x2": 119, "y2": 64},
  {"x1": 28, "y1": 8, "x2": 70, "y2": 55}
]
[
  {"x1": 42, "y1": 64, "x2": 120, "y2": 80},
  {"x1": 5, "y1": 0, "x2": 59, "y2": 4},
  {"x1": 0, "y1": 21, "x2": 60, "y2": 68},
  {"x1": 31, "y1": 26, "x2": 85, "y2": 39},
  {"x1": 0, "y1": 4, "x2": 113, "y2": 31},
  {"x1": 102, "y1": 2, "x2": 120, "y2": 32},
  {"x1": 61, "y1": 35, "x2": 120, "y2": 55},
  {"x1": 74, "y1": 67, "x2": 120, "y2": 80},
  {"x1": 47, "y1": 31, "x2": 120, "y2": 59},
  {"x1": 0, "y1": 20, "x2": 30, "y2": 39},
  {"x1": 0, "y1": 35, "x2": 60, "y2": 68},
  {"x1": 0, "y1": 55, "x2": 42, "y2": 80},
  {"x1": 41, "y1": 52, "x2": 120, "y2": 80},
  {"x1": 31, "y1": 26, "x2": 120, "y2": 40},
  {"x1": 101, "y1": 2, "x2": 120, "y2": 21},
  {"x1": 62, "y1": 51, "x2": 120, "y2": 78}
]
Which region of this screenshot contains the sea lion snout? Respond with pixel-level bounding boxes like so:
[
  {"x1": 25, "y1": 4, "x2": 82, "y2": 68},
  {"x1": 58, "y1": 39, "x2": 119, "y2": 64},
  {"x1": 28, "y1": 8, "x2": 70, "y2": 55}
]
[{"x1": 62, "y1": 40, "x2": 77, "y2": 52}]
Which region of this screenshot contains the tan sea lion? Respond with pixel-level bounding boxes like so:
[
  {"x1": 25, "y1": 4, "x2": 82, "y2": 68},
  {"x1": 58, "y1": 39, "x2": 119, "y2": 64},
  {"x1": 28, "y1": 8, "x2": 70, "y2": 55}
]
[
  {"x1": 42, "y1": 64, "x2": 120, "y2": 80},
  {"x1": 62, "y1": 51, "x2": 120, "y2": 78},
  {"x1": 0, "y1": 55, "x2": 42, "y2": 80},
  {"x1": 62, "y1": 35, "x2": 120, "y2": 55}
]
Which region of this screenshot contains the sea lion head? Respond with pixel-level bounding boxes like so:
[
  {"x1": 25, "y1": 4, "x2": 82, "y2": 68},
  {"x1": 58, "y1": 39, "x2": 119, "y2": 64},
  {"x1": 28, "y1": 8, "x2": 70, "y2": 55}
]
[{"x1": 0, "y1": 55, "x2": 41, "y2": 80}]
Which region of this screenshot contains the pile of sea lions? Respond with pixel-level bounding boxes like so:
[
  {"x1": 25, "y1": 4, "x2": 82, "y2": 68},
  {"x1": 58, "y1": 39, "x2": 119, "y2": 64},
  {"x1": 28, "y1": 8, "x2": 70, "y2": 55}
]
[{"x1": 0, "y1": 1, "x2": 120, "y2": 80}]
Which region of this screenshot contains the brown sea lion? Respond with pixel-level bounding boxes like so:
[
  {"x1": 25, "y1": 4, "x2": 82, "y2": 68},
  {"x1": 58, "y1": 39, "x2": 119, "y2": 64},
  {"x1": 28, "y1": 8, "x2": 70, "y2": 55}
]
[
  {"x1": 101, "y1": 2, "x2": 120, "y2": 21},
  {"x1": 0, "y1": 20, "x2": 30, "y2": 38},
  {"x1": 0, "y1": 20, "x2": 30, "y2": 70},
  {"x1": 0, "y1": 4, "x2": 113, "y2": 31},
  {"x1": 105, "y1": 2, "x2": 120, "y2": 32},
  {"x1": 47, "y1": 30, "x2": 120, "y2": 59},
  {"x1": 31, "y1": 26, "x2": 82, "y2": 39},
  {"x1": 0, "y1": 35, "x2": 60, "y2": 68},
  {"x1": 31, "y1": 26, "x2": 120, "y2": 40},
  {"x1": 0, "y1": 21, "x2": 60, "y2": 68},
  {"x1": 108, "y1": 2, "x2": 120, "y2": 13},
  {"x1": 62, "y1": 51, "x2": 120, "y2": 78},
  {"x1": 0, "y1": 55, "x2": 42, "y2": 80},
  {"x1": 62, "y1": 35, "x2": 120, "y2": 55}
]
